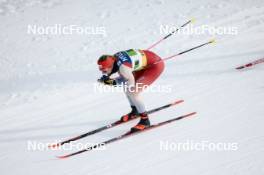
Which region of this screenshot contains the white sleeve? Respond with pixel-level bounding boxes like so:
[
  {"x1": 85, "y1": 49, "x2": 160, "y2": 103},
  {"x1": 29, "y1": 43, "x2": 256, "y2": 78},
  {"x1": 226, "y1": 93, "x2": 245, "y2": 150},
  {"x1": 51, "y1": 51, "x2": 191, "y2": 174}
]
[{"x1": 118, "y1": 64, "x2": 135, "y2": 87}]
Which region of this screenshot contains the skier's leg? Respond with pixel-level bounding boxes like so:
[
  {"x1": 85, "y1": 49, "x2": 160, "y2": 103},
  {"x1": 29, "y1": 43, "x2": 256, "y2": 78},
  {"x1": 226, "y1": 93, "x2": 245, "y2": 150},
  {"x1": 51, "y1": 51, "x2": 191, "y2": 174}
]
[
  {"x1": 125, "y1": 90, "x2": 146, "y2": 113},
  {"x1": 131, "y1": 50, "x2": 165, "y2": 132},
  {"x1": 120, "y1": 89, "x2": 142, "y2": 122},
  {"x1": 125, "y1": 92, "x2": 134, "y2": 106}
]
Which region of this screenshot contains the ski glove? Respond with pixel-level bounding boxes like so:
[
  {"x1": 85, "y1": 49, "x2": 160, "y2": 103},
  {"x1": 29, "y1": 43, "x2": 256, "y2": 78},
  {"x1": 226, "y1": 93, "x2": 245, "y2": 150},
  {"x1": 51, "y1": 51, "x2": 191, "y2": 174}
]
[{"x1": 98, "y1": 75, "x2": 117, "y2": 86}]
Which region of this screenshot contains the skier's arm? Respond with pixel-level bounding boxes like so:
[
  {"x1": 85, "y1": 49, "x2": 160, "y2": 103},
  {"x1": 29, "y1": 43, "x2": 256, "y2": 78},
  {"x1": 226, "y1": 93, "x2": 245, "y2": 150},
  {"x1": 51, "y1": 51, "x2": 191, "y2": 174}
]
[
  {"x1": 117, "y1": 65, "x2": 135, "y2": 87},
  {"x1": 98, "y1": 65, "x2": 134, "y2": 86}
]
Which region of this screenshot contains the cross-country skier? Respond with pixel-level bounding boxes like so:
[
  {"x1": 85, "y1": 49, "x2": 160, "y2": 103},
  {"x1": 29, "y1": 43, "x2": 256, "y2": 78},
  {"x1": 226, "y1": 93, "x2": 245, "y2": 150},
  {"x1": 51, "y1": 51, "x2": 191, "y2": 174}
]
[{"x1": 97, "y1": 49, "x2": 164, "y2": 132}]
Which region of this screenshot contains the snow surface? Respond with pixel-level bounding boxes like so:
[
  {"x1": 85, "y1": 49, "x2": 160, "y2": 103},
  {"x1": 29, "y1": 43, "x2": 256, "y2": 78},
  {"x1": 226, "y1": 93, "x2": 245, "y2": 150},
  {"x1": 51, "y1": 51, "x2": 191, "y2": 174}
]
[{"x1": 0, "y1": 0, "x2": 264, "y2": 175}]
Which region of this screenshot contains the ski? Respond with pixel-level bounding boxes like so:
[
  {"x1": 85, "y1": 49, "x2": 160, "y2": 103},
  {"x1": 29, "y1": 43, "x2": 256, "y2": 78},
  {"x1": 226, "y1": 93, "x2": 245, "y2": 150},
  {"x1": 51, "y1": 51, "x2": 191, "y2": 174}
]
[
  {"x1": 57, "y1": 112, "x2": 196, "y2": 159},
  {"x1": 236, "y1": 58, "x2": 264, "y2": 69},
  {"x1": 49, "y1": 99, "x2": 184, "y2": 148}
]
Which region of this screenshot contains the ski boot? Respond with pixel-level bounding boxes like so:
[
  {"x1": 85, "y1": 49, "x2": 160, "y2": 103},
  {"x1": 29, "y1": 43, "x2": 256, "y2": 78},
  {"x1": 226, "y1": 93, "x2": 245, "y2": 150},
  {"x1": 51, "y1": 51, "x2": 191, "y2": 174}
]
[
  {"x1": 120, "y1": 106, "x2": 139, "y2": 122},
  {"x1": 130, "y1": 113, "x2": 150, "y2": 132}
]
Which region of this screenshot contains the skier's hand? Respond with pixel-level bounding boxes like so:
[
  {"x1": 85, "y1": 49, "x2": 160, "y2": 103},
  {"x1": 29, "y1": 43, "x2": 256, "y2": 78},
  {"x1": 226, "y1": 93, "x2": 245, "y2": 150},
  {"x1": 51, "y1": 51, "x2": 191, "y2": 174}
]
[{"x1": 98, "y1": 75, "x2": 117, "y2": 86}]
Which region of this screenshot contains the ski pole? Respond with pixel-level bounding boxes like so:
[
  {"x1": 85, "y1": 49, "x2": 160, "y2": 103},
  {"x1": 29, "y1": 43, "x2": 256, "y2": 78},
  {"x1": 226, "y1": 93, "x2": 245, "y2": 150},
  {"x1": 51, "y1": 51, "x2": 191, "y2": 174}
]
[
  {"x1": 147, "y1": 18, "x2": 195, "y2": 50},
  {"x1": 149, "y1": 39, "x2": 216, "y2": 66}
]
